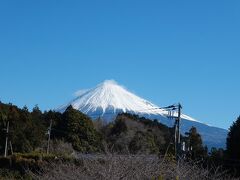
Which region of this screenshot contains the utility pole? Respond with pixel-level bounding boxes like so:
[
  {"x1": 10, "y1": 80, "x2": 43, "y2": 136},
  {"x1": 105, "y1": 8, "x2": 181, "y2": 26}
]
[
  {"x1": 174, "y1": 118, "x2": 178, "y2": 159},
  {"x1": 4, "y1": 121, "x2": 9, "y2": 157},
  {"x1": 175, "y1": 103, "x2": 182, "y2": 161},
  {"x1": 47, "y1": 119, "x2": 52, "y2": 154}
]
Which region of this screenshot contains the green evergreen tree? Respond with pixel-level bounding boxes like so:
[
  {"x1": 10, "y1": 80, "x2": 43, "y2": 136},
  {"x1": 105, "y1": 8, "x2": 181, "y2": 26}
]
[
  {"x1": 62, "y1": 106, "x2": 103, "y2": 153},
  {"x1": 110, "y1": 118, "x2": 127, "y2": 136},
  {"x1": 0, "y1": 103, "x2": 47, "y2": 154},
  {"x1": 186, "y1": 127, "x2": 206, "y2": 159},
  {"x1": 30, "y1": 105, "x2": 45, "y2": 149},
  {"x1": 226, "y1": 116, "x2": 240, "y2": 159}
]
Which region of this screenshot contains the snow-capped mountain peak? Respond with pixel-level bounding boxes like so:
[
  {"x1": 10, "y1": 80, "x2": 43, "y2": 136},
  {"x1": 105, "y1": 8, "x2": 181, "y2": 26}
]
[
  {"x1": 56, "y1": 80, "x2": 228, "y2": 149},
  {"x1": 57, "y1": 80, "x2": 196, "y2": 122}
]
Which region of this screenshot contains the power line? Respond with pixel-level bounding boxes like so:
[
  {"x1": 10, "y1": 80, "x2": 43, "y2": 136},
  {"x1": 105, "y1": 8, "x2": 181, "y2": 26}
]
[
  {"x1": 50, "y1": 103, "x2": 183, "y2": 160},
  {"x1": 84, "y1": 105, "x2": 178, "y2": 118},
  {"x1": 47, "y1": 104, "x2": 180, "y2": 134}
]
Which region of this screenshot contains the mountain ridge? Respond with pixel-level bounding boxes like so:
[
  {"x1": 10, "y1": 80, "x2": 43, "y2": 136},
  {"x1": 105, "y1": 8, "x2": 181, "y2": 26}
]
[{"x1": 57, "y1": 80, "x2": 228, "y2": 149}]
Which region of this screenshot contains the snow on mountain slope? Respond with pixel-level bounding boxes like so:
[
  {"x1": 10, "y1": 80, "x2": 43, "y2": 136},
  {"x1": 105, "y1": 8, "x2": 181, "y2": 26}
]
[
  {"x1": 57, "y1": 80, "x2": 197, "y2": 122},
  {"x1": 57, "y1": 80, "x2": 228, "y2": 149}
]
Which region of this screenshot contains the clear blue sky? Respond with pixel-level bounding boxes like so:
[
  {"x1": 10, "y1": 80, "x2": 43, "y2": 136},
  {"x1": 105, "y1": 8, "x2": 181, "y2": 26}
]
[{"x1": 0, "y1": 0, "x2": 239, "y2": 129}]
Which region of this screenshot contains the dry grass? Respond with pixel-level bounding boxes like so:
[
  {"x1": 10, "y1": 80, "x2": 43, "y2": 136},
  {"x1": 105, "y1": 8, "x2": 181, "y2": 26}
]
[{"x1": 29, "y1": 154, "x2": 238, "y2": 180}]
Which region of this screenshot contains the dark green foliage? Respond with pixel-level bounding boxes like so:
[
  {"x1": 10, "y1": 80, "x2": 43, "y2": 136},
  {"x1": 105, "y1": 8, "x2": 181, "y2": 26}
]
[
  {"x1": 226, "y1": 116, "x2": 240, "y2": 160},
  {"x1": 0, "y1": 101, "x2": 209, "y2": 159},
  {"x1": 0, "y1": 103, "x2": 46, "y2": 154},
  {"x1": 0, "y1": 102, "x2": 105, "y2": 155},
  {"x1": 129, "y1": 131, "x2": 158, "y2": 154},
  {"x1": 30, "y1": 105, "x2": 46, "y2": 149},
  {"x1": 0, "y1": 152, "x2": 74, "y2": 179},
  {"x1": 1, "y1": 102, "x2": 240, "y2": 178},
  {"x1": 185, "y1": 127, "x2": 207, "y2": 160},
  {"x1": 209, "y1": 147, "x2": 225, "y2": 167},
  {"x1": 58, "y1": 106, "x2": 103, "y2": 153},
  {"x1": 44, "y1": 110, "x2": 64, "y2": 139},
  {"x1": 103, "y1": 113, "x2": 172, "y2": 154},
  {"x1": 210, "y1": 147, "x2": 224, "y2": 160},
  {"x1": 110, "y1": 117, "x2": 127, "y2": 135}
]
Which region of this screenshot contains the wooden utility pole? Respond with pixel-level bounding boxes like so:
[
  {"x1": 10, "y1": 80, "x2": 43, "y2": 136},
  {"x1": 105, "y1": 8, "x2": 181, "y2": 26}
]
[
  {"x1": 4, "y1": 121, "x2": 9, "y2": 157},
  {"x1": 175, "y1": 103, "x2": 182, "y2": 161},
  {"x1": 47, "y1": 119, "x2": 52, "y2": 154},
  {"x1": 174, "y1": 118, "x2": 178, "y2": 159}
]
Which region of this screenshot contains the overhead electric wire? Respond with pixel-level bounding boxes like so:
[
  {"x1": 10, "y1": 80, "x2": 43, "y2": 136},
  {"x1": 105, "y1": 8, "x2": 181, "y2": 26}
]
[
  {"x1": 47, "y1": 104, "x2": 180, "y2": 134},
  {"x1": 82, "y1": 104, "x2": 179, "y2": 118}
]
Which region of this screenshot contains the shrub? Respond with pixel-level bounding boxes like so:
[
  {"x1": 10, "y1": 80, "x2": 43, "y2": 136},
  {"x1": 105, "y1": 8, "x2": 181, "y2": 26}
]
[{"x1": 28, "y1": 154, "x2": 236, "y2": 180}]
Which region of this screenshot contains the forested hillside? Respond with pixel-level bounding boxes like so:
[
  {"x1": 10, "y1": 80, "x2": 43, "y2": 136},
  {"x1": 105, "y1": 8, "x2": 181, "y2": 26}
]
[{"x1": 0, "y1": 101, "x2": 239, "y2": 179}]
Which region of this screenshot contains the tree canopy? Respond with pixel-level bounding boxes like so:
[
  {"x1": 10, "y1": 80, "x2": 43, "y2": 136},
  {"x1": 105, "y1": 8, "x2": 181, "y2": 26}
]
[
  {"x1": 226, "y1": 116, "x2": 240, "y2": 159},
  {"x1": 185, "y1": 127, "x2": 207, "y2": 159}
]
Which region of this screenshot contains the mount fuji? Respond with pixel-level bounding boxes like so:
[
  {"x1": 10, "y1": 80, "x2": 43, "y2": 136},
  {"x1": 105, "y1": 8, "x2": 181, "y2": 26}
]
[{"x1": 57, "y1": 80, "x2": 228, "y2": 149}]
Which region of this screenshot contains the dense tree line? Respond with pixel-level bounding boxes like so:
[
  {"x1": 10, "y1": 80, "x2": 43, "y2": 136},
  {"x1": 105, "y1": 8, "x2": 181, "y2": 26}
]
[
  {"x1": 0, "y1": 103, "x2": 103, "y2": 154},
  {"x1": 0, "y1": 103, "x2": 45, "y2": 153},
  {"x1": 0, "y1": 101, "x2": 233, "y2": 161},
  {"x1": 1, "y1": 101, "x2": 240, "y2": 178}
]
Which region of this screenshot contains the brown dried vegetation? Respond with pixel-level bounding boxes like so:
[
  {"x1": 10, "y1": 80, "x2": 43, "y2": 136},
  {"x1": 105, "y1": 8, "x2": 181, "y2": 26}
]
[{"x1": 29, "y1": 154, "x2": 237, "y2": 180}]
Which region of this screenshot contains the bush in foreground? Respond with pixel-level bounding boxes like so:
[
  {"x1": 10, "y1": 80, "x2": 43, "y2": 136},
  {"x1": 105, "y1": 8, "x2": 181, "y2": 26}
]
[{"x1": 29, "y1": 154, "x2": 236, "y2": 180}]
